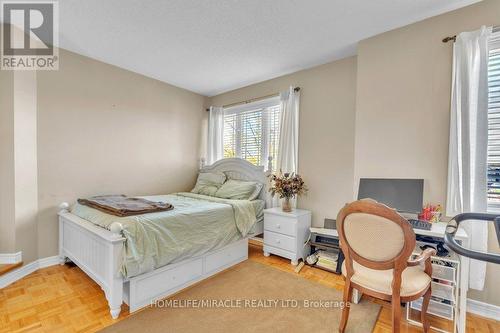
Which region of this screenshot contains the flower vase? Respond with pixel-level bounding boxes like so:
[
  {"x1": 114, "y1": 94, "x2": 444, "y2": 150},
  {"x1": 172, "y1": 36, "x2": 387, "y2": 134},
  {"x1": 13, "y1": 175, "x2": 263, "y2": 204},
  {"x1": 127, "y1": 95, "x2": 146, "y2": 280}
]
[{"x1": 282, "y1": 197, "x2": 292, "y2": 212}]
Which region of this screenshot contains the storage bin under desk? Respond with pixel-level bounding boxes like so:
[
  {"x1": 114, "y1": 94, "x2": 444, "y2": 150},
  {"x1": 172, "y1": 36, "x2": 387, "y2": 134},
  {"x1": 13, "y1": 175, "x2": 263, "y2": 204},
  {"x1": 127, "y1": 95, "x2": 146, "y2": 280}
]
[{"x1": 406, "y1": 247, "x2": 460, "y2": 333}]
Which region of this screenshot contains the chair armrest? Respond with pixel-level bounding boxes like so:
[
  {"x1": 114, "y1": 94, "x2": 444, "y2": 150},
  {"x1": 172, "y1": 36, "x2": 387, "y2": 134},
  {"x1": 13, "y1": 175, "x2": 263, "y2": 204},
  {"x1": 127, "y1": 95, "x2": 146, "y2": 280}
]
[
  {"x1": 407, "y1": 248, "x2": 436, "y2": 266},
  {"x1": 407, "y1": 248, "x2": 436, "y2": 275}
]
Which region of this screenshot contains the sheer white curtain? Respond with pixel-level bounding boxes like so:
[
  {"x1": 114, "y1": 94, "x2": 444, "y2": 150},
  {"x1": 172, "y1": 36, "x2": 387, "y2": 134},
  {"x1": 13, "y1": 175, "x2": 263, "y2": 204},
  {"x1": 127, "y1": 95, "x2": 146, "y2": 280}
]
[
  {"x1": 206, "y1": 106, "x2": 224, "y2": 165},
  {"x1": 446, "y1": 26, "x2": 491, "y2": 290},
  {"x1": 277, "y1": 86, "x2": 300, "y2": 173},
  {"x1": 273, "y1": 86, "x2": 300, "y2": 207}
]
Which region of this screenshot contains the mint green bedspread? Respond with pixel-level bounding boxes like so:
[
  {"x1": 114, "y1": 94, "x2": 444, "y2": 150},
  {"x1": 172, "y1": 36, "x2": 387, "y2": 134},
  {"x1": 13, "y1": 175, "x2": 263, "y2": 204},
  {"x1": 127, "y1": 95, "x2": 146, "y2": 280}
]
[{"x1": 70, "y1": 192, "x2": 257, "y2": 278}]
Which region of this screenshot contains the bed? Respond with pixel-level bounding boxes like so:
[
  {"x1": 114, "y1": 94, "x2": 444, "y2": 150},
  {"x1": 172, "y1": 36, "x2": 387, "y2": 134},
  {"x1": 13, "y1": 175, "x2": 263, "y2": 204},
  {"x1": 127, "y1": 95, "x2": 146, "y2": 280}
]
[{"x1": 58, "y1": 158, "x2": 272, "y2": 318}]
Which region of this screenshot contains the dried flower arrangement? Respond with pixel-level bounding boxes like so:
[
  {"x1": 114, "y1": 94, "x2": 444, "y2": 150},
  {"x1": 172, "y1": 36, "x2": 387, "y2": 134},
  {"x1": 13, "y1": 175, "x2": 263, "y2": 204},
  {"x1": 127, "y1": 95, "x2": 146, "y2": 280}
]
[{"x1": 269, "y1": 171, "x2": 307, "y2": 212}]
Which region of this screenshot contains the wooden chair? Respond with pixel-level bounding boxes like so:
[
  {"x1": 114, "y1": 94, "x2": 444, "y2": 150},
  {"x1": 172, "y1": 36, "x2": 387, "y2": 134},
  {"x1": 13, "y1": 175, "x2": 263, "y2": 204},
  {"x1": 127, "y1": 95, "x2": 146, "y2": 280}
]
[{"x1": 336, "y1": 199, "x2": 436, "y2": 333}]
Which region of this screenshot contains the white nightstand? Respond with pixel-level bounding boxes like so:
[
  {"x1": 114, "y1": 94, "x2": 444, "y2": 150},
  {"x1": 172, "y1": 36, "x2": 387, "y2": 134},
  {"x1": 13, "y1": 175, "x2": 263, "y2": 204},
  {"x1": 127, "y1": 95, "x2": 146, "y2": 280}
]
[{"x1": 263, "y1": 207, "x2": 311, "y2": 265}]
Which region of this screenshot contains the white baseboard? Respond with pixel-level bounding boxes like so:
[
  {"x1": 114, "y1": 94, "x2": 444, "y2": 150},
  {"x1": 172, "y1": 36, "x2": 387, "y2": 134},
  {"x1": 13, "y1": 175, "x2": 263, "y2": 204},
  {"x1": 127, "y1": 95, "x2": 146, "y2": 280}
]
[
  {"x1": 467, "y1": 298, "x2": 500, "y2": 320},
  {"x1": 0, "y1": 255, "x2": 62, "y2": 289},
  {"x1": 0, "y1": 251, "x2": 22, "y2": 264},
  {"x1": 37, "y1": 256, "x2": 61, "y2": 268}
]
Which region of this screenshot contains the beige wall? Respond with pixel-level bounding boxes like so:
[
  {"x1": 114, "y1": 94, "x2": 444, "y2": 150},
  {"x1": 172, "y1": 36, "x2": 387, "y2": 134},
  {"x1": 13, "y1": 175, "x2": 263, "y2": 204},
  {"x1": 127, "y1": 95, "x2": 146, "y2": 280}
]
[
  {"x1": 209, "y1": 57, "x2": 358, "y2": 227},
  {"x1": 354, "y1": 0, "x2": 500, "y2": 305},
  {"x1": 0, "y1": 69, "x2": 15, "y2": 253},
  {"x1": 1, "y1": 48, "x2": 207, "y2": 261},
  {"x1": 14, "y1": 71, "x2": 39, "y2": 263},
  {"x1": 0, "y1": 69, "x2": 39, "y2": 262}
]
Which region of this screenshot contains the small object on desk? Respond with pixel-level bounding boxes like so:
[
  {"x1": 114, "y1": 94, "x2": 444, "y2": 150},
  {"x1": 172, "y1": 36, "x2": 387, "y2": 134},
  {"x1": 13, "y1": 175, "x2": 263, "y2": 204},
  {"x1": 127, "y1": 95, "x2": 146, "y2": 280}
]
[
  {"x1": 418, "y1": 203, "x2": 442, "y2": 222},
  {"x1": 408, "y1": 218, "x2": 432, "y2": 230}
]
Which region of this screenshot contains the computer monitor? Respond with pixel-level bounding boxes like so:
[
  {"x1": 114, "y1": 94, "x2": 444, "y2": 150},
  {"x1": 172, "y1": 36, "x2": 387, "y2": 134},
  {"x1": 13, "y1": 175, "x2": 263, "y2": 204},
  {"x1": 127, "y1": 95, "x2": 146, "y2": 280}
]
[{"x1": 357, "y1": 178, "x2": 424, "y2": 214}]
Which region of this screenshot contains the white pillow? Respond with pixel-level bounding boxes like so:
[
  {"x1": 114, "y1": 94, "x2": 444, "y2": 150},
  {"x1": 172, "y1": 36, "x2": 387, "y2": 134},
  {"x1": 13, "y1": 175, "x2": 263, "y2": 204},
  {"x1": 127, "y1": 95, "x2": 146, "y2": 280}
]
[
  {"x1": 224, "y1": 172, "x2": 264, "y2": 200},
  {"x1": 214, "y1": 179, "x2": 263, "y2": 200},
  {"x1": 249, "y1": 182, "x2": 264, "y2": 200},
  {"x1": 191, "y1": 172, "x2": 226, "y2": 196}
]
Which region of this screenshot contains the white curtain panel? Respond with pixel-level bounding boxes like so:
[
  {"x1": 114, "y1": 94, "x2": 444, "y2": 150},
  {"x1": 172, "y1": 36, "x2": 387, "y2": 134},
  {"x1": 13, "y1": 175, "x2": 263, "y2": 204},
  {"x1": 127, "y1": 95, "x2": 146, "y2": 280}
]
[
  {"x1": 207, "y1": 106, "x2": 224, "y2": 165},
  {"x1": 446, "y1": 26, "x2": 491, "y2": 290},
  {"x1": 274, "y1": 86, "x2": 300, "y2": 207},
  {"x1": 277, "y1": 86, "x2": 300, "y2": 173}
]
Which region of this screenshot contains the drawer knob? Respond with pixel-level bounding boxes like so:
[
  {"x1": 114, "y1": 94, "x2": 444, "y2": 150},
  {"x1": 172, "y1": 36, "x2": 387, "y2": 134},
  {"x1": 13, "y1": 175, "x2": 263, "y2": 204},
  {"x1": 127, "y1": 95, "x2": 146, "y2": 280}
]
[
  {"x1": 276, "y1": 239, "x2": 281, "y2": 244},
  {"x1": 276, "y1": 224, "x2": 281, "y2": 229}
]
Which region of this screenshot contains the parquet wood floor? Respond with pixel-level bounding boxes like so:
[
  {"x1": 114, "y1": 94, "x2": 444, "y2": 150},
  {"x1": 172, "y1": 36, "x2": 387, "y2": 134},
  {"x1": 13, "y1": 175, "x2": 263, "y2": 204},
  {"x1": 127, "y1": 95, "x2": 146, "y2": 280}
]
[
  {"x1": 0, "y1": 264, "x2": 22, "y2": 277},
  {"x1": 0, "y1": 242, "x2": 498, "y2": 332}
]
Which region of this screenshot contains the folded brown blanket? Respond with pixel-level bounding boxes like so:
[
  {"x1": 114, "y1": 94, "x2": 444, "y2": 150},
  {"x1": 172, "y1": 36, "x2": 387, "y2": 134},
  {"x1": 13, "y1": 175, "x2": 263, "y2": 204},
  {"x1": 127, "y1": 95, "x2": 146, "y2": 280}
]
[{"x1": 77, "y1": 195, "x2": 174, "y2": 217}]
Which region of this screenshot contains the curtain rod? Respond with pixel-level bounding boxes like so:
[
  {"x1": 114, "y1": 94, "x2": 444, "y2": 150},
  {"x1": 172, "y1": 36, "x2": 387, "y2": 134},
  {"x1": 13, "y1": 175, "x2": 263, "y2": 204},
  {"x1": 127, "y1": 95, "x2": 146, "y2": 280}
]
[
  {"x1": 205, "y1": 86, "x2": 300, "y2": 112},
  {"x1": 442, "y1": 25, "x2": 499, "y2": 43}
]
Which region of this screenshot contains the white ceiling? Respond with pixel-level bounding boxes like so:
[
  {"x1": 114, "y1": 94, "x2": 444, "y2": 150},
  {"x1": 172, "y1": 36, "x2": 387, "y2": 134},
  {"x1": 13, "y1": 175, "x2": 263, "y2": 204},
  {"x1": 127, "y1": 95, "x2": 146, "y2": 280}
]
[{"x1": 57, "y1": 0, "x2": 481, "y2": 96}]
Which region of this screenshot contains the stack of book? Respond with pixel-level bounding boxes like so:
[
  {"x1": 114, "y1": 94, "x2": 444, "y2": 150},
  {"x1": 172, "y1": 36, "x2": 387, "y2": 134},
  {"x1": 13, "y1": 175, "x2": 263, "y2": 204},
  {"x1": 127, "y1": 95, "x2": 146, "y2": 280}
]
[{"x1": 315, "y1": 250, "x2": 338, "y2": 271}]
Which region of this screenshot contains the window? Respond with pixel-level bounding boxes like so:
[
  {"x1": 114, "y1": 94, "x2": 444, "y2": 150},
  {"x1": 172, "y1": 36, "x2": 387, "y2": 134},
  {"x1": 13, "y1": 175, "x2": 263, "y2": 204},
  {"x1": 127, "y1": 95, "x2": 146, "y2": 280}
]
[
  {"x1": 487, "y1": 30, "x2": 500, "y2": 208},
  {"x1": 223, "y1": 97, "x2": 281, "y2": 169}
]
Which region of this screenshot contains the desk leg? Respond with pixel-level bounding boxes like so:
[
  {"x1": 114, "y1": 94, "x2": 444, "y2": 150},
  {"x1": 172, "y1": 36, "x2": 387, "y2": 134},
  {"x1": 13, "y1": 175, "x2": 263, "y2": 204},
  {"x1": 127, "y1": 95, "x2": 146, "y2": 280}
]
[
  {"x1": 352, "y1": 289, "x2": 362, "y2": 304},
  {"x1": 459, "y1": 248, "x2": 470, "y2": 333}
]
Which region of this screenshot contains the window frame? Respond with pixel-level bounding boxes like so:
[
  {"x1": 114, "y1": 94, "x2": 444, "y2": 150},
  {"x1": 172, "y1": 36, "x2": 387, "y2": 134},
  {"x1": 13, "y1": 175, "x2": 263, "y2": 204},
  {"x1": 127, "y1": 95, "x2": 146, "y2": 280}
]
[{"x1": 222, "y1": 96, "x2": 281, "y2": 168}]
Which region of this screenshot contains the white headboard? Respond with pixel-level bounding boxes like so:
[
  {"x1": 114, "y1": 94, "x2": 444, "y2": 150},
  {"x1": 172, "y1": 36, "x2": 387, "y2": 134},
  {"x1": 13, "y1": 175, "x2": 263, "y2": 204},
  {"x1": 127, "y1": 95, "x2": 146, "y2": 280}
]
[{"x1": 200, "y1": 158, "x2": 272, "y2": 207}]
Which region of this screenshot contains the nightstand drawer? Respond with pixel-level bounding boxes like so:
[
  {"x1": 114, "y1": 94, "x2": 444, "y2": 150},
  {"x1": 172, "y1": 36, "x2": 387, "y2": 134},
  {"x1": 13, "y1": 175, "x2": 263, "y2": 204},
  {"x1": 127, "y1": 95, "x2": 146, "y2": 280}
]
[
  {"x1": 264, "y1": 231, "x2": 296, "y2": 252},
  {"x1": 264, "y1": 214, "x2": 296, "y2": 236}
]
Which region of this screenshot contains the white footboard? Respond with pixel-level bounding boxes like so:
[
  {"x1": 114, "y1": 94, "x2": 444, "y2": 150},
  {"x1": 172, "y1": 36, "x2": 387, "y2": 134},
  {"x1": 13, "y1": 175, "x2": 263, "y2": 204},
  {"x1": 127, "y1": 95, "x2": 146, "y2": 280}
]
[
  {"x1": 58, "y1": 203, "x2": 125, "y2": 319},
  {"x1": 58, "y1": 202, "x2": 250, "y2": 319}
]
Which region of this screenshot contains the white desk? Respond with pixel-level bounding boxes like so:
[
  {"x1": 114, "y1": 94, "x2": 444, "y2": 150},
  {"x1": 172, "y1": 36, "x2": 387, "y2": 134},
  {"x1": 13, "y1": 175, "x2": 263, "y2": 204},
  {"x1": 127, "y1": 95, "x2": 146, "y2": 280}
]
[
  {"x1": 414, "y1": 221, "x2": 468, "y2": 241},
  {"x1": 418, "y1": 223, "x2": 469, "y2": 333}
]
